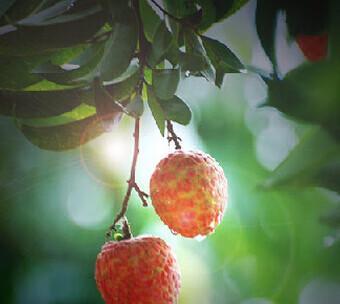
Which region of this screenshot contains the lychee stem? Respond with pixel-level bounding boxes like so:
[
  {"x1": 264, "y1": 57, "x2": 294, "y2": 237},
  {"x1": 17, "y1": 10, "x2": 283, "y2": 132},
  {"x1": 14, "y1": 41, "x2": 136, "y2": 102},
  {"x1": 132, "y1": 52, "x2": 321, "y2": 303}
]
[
  {"x1": 106, "y1": 117, "x2": 148, "y2": 240},
  {"x1": 167, "y1": 120, "x2": 182, "y2": 150}
]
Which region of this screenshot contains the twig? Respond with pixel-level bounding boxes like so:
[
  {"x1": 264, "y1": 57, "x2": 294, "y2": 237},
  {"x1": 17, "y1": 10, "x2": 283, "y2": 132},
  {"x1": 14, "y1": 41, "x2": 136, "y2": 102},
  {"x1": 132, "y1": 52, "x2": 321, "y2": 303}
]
[
  {"x1": 167, "y1": 120, "x2": 182, "y2": 150},
  {"x1": 106, "y1": 118, "x2": 148, "y2": 239},
  {"x1": 150, "y1": 0, "x2": 182, "y2": 22}
]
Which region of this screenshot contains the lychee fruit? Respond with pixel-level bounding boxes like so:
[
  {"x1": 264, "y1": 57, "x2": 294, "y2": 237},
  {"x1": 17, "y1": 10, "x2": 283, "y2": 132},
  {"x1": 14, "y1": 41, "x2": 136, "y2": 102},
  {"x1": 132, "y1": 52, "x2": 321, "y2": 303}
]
[
  {"x1": 296, "y1": 33, "x2": 328, "y2": 62},
  {"x1": 150, "y1": 150, "x2": 228, "y2": 238},
  {"x1": 95, "y1": 236, "x2": 181, "y2": 304}
]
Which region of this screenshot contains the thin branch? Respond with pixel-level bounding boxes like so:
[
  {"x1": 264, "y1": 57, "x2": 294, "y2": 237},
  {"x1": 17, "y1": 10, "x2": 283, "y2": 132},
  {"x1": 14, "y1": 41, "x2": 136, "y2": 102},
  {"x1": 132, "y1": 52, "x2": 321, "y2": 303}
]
[
  {"x1": 106, "y1": 117, "x2": 148, "y2": 239},
  {"x1": 167, "y1": 120, "x2": 182, "y2": 150},
  {"x1": 150, "y1": 0, "x2": 182, "y2": 22}
]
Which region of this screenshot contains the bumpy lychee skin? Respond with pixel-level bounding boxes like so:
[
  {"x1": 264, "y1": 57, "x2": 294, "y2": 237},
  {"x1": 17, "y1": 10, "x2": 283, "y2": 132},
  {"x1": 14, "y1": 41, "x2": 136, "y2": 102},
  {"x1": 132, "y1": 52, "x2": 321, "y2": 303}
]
[
  {"x1": 296, "y1": 33, "x2": 328, "y2": 62},
  {"x1": 150, "y1": 150, "x2": 228, "y2": 238},
  {"x1": 95, "y1": 237, "x2": 180, "y2": 304}
]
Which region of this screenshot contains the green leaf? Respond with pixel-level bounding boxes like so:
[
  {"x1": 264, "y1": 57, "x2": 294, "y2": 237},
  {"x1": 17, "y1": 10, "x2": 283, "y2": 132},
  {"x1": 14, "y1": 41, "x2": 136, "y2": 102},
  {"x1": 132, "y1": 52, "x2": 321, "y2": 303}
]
[
  {"x1": 100, "y1": 8, "x2": 138, "y2": 81},
  {"x1": 267, "y1": 61, "x2": 340, "y2": 141},
  {"x1": 147, "y1": 22, "x2": 173, "y2": 67},
  {"x1": 94, "y1": 79, "x2": 124, "y2": 131},
  {"x1": 0, "y1": 0, "x2": 41, "y2": 25},
  {"x1": 19, "y1": 0, "x2": 83, "y2": 25},
  {"x1": 194, "y1": 0, "x2": 216, "y2": 31},
  {"x1": 184, "y1": 30, "x2": 215, "y2": 81},
  {"x1": 0, "y1": 0, "x2": 16, "y2": 18},
  {"x1": 222, "y1": 0, "x2": 250, "y2": 19},
  {"x1": 262, "y1": 127, "x2": 339, "y2": 190},
  {"x1": 21, "y1": 103, "x2": 96, "y2": 127},
  {"x1": 312, "y1": 158, "x2": 340, "y2": 193},
  {"x1": 255, "y1": 0, "x2": 279, "y2": 68},
  {"x1": 164, "y1": 42, "x2": 180, "y2": 66},
  {"x1": 202, "y1": 35, "x2": 243, "y2": 86},
  {"x1": 152, "y1": 69, "x2": 180, "y2": 100},
  {"x1": 49, "y1": 45, "x2": 87, "y2": 65},
  {"x1": 23, "y1": 79, "x2": 82, "y2": 91},
  {"x1": 0, "y1": 9, "x2": 106, "y2": 56},
  {"x1": 179, "y1": 52, "x2": 209, "y2": 74},
  {"x1": 106, "y1": 69, "x2": 140, "y2": 101},
  {"x1": 159, "y1": 95, "x2": 192, "y2": 125},
  {"x1": 203, "y1": 0, "x2": 249, "y2": 25},
  {"x1": 0, "y1": 87, "x2": 93, "y2": 118},
  {"x1": 163, "y1": 0, "x2": 196, "y2": 38},
  {"x1": 0, "y1": 55, "x2": 43, "y2": 89},
  {"x1": 320, "y1": 205, "x2": 340, "y2": 228},
  {"x1": 202, "y1": 36, "x2": 243, "y2": 71},
  {"x1": 126, "y1": 94, "x2": 144, "y2": 118},
  {"x1": 36, "y1": 42, "x2": 105, "y2": 85},
  {"x1": 139, "y1": 0, "x2": 162, "y2": 42},
  {"x1": 147, "y1": 86, "x2": 165, "y2": 135},
  {"x1": 28, "y1": 4, "x2": 102, "y2": 26},
  {"x1": 19, "y1": 114, "x2": 119, "y2": 151}
]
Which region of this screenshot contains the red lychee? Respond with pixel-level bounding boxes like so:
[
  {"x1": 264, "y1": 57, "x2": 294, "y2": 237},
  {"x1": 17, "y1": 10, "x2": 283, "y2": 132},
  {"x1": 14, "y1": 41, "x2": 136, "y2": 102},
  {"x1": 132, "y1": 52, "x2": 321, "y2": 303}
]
[
  {"x1": 95, "y1": 237, "x2": 181, "y2": 304},
  {"x1": 150, "y1": 150, "x2": 228, "y2": 238},
  {"x1": 296, "y1": 33, "x2": 328, "y2": 62}
]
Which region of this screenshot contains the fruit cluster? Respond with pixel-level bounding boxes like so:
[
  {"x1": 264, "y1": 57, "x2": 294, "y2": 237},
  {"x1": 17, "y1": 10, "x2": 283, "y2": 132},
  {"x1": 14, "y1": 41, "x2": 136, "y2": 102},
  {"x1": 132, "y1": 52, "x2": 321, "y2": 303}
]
[{"x1": 95, "y1": 150, "x2": 228, "y2": 303}]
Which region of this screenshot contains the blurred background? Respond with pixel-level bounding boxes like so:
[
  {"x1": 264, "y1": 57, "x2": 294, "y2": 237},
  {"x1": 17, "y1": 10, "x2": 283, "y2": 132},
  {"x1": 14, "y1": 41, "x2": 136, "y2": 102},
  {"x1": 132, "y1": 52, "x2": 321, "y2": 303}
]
[{"x1": 0, "y1": 1, "x2": 339, "y2": 303}]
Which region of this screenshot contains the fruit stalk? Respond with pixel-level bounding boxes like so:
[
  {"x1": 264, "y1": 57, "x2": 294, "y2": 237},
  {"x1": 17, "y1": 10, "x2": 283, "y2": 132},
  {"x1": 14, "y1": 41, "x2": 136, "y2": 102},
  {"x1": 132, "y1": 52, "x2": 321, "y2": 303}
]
[
  {"x1": 106, "y1": 117, "x2": 148, "y2": 239},
  {"x1": 166, "y1": 120, "x2": 182, "y2": 150}
]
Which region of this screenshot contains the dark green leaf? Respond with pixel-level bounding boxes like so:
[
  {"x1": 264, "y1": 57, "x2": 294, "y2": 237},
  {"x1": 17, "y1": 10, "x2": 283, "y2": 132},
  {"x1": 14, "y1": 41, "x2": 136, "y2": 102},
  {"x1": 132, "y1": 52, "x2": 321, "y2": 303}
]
[
  {"x1": 126, "y1": 94, "x2": 144, "y2": 117},
  {"x1": 0, "y1": 9, "x2": 106, "y2": 56},
  {"x1": 147, "y1": 22, "x2": 173, "y2": 67},
  {"x1": 312, "y1": 158, "x2": 340, "y2": 193},
  {"x1": 100, "y1": 8, "x2": 138, "y2": 81},
  {"x1": 94, "y1": 79, "x2": 123, "y2": 131},
  {"x1": 202, "y1": 36, "x2": 243, "y2": 71},
  {"x1": 202, "y1": 35, "x2": 243, "y2": 86},
  {"x1": 194, "y1": 0, "x2": 216, "y2": 31},
  {"x1": 19, "y1": 0, "x2": 83, "y2": 25},
  {"x1": 184, "y1": 30, "x2": 214, "y2": 81},
  {"x1": 163, "y1": 0, "x2": 196, "y2": 40},
  {"x1": 320, "y1": 205, "x2": 340, "y2": 228},
  {"x1": 139, "y1": 0, "x2": 162, "y2": 42},
  {"x1": 0, "y1": 0, "x2": 16, "y2": 18},
  {"x1": 179, "y1": 52, "x2": 208, "y2": 74},
  {"x1": 106, "y1": 70, "x2": 140, "y2": 101},
  {"x1": 267, "y1": 61, "x2": 340, "y2": 141},
  {"x1": 204, "y1": 0, "x2": 249, "y2": 24},
  {"x1": 21, "y1": 103, "x2": 96, "y2": 127},
  {"x1": 49, "y1": 45, "x2": 87, "y2": 65},
  {"x1": 152, "y1": 69, "x2": 180, "y2": 100},
  {"x1": 36, "y1": 42, "x2": 105, "y2": 85},
  {"x1": 27, "y1": 4, "x2": 102, "y2": 26},
  {"x1": 159, "y1": 95, "x2": 192, "y2": 125},
  {"x1": 0, "y1": 55, "x2": 43, "y2": 89},
  {"x1": 164, "y1": 43, "x2": 180, "y2": 66},
  {"x1": 255, "y1": 0, "x2": 279, "y2": 68},
  {"x1": 19, "y1": 113, "x2": 120, "y2": 151},
  {"x1": 147, "y1": 86, "x2": 165, "y2": 135},
  {"x1": 262, "y1": 127, "x2": 339, "y2": 190},
  {"x1": 0, "y1": 0, "x2": 41, "y2": 25},
  {"x1": 284, "y1": 2, "x2": 329, "y2": 37},
  {"x1": 0, "y1": 87, "x2": 93, "y2": 118}
]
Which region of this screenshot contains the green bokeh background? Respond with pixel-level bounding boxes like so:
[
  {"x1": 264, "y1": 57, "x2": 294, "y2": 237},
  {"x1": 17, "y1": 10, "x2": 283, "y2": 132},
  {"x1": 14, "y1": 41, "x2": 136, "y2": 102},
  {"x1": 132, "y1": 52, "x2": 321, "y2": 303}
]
[{"x1": 1, "y1": 2, "x2": 339, "y2": 304}]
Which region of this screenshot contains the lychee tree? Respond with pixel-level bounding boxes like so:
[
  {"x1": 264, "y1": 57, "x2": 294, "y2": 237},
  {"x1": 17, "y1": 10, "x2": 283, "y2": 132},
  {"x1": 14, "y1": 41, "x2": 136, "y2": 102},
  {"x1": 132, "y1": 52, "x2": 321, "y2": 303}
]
[{"x1": 0, "y1": 0, "x2": 339, "y2": 303}]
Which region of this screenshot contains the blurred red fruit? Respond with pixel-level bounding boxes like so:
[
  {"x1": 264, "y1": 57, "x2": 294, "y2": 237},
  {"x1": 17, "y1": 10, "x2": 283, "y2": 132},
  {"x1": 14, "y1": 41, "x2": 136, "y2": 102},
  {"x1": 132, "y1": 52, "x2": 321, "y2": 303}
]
[{"x1": 296, "y1": 33, "x2": 328, "y2": 62}]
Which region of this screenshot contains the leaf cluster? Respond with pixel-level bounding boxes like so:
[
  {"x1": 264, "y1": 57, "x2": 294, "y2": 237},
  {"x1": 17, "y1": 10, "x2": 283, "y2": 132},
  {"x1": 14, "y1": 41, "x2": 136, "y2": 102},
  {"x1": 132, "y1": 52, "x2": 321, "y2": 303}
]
[{"x1": 0, "y1": 0, "x2": 245, "y2": 150}]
